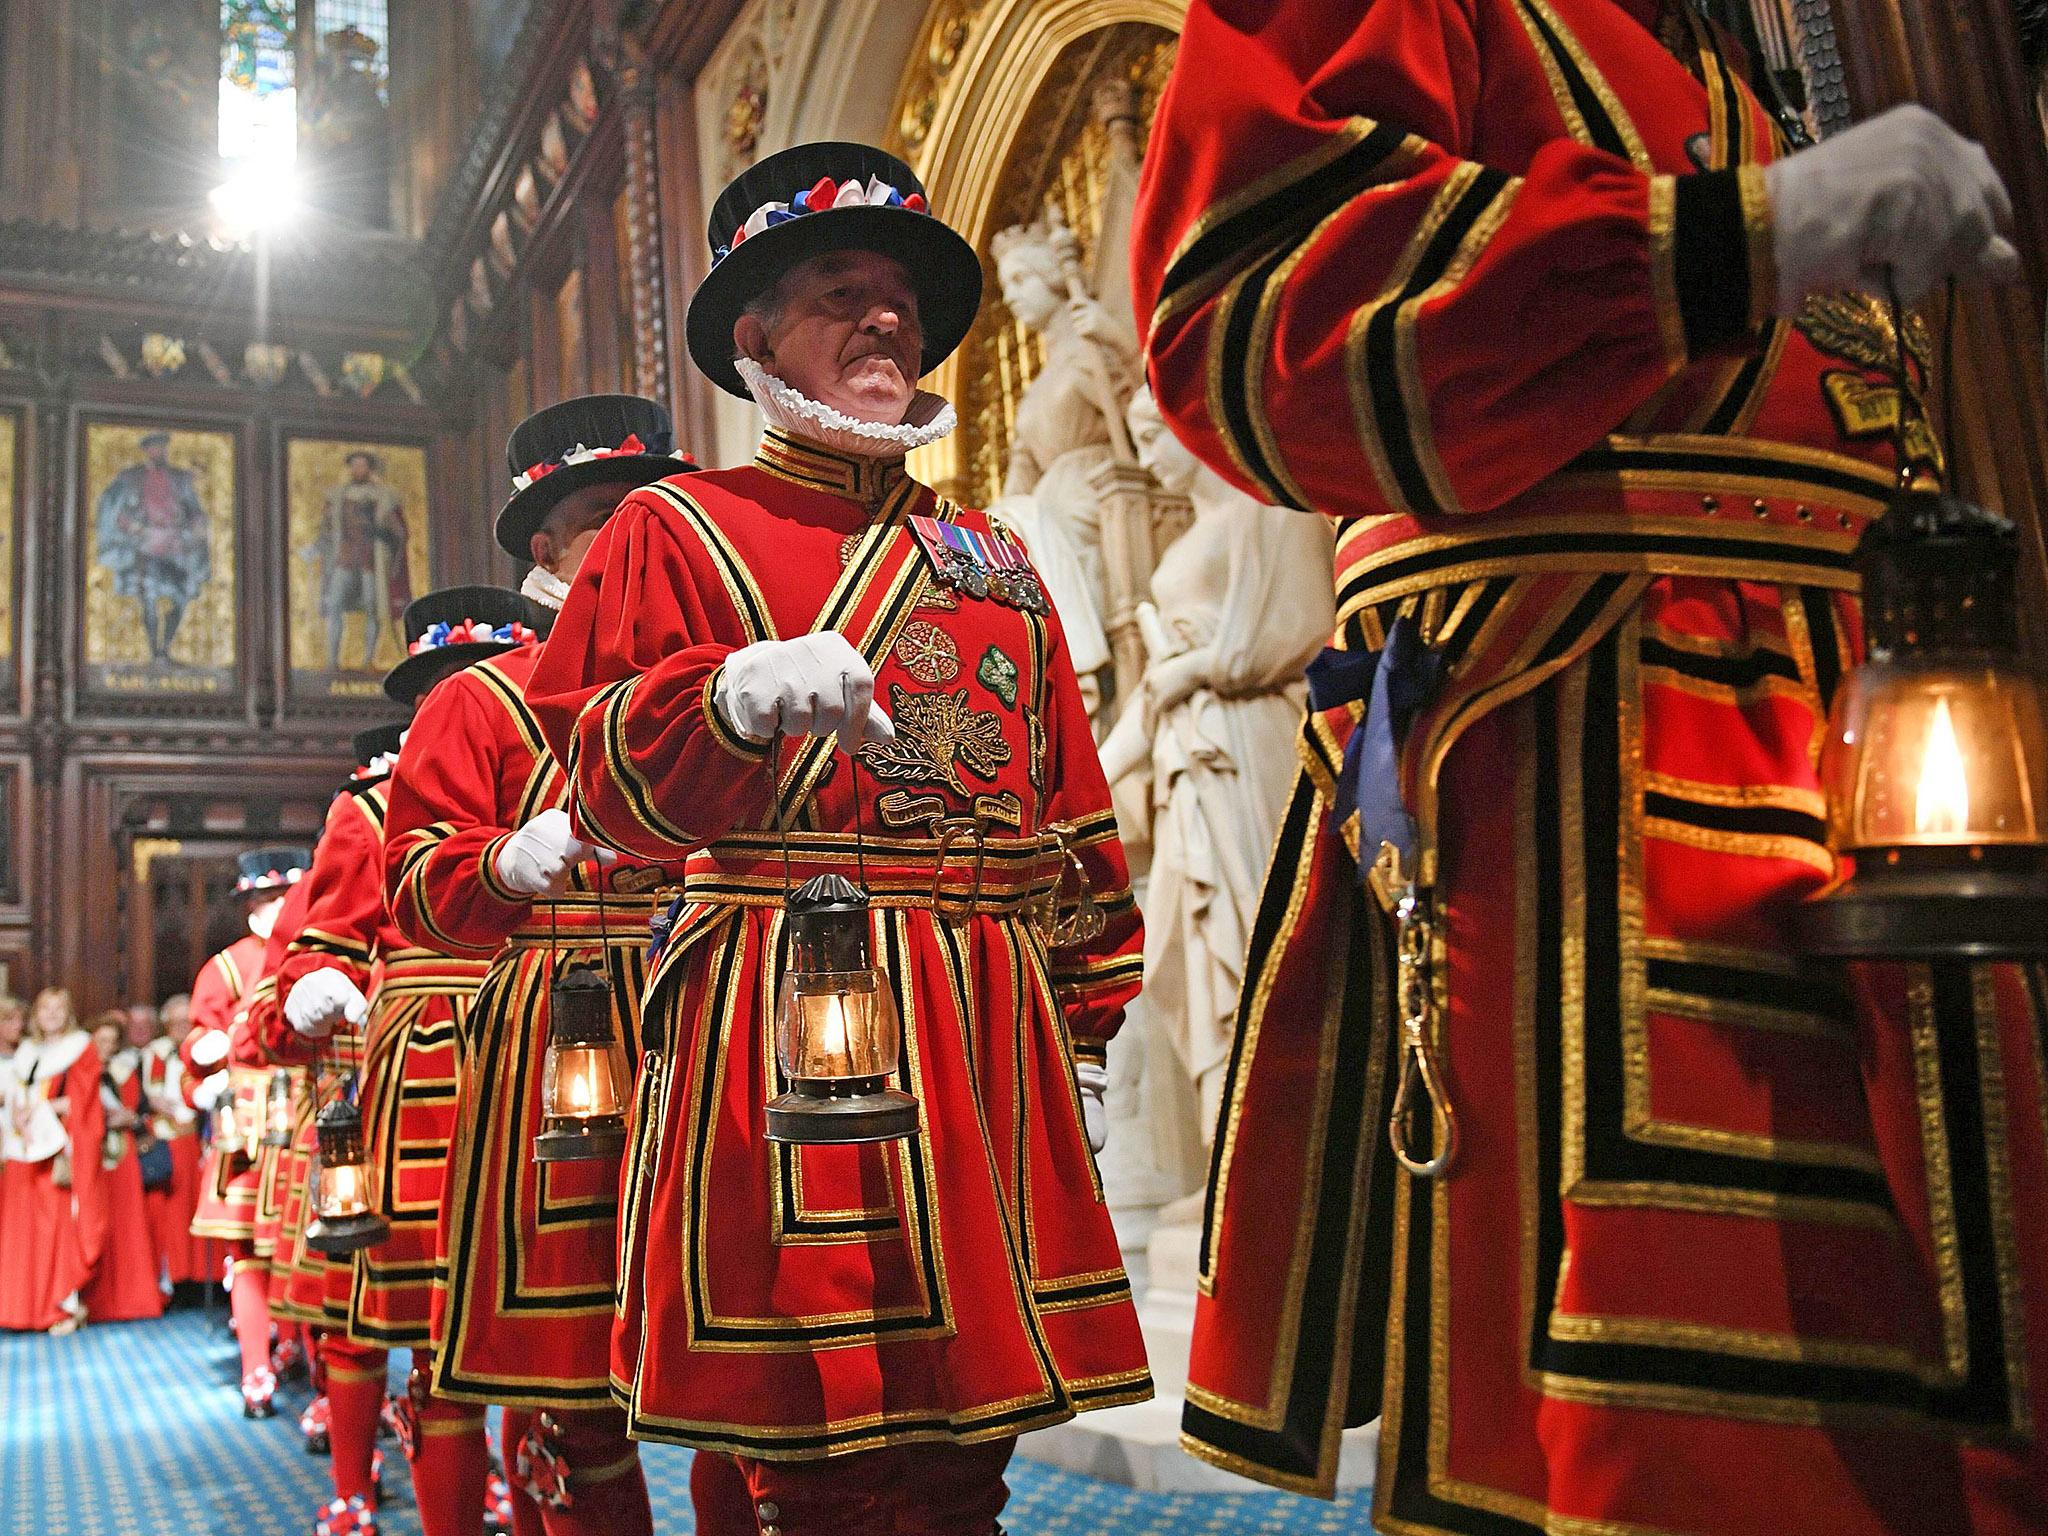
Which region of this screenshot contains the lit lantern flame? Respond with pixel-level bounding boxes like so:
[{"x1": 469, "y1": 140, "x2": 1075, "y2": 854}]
[
  {"x1": 325, "y1": 1162, "x2": 361, "y2": 1212},
  {"x1": 816, "y1": 993, "x2": 851, "y2": 1073},
  {"x1": 565, "y1": 1067, "x2": 592, "y2": 1113},
  {"x1": 1915, "y1": 695, "x2": 1971, "y2": 837}
]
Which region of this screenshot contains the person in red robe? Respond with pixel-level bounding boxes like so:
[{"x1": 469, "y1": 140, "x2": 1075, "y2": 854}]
[
  {"x1": 240, "y1": 871, "x2": 332, "y2": 1456},
  {"x1": 81, "y1": 1011, "x2": 165, "y2": 1322},
  {"x1": 1132, "y1": 5, "x2": 2047, "y2": 1532},
  {"x1": 187, "y1": 850, "x2": 309, "y2": 1414},
  {"x1": 146, "y1": 991, "x2": 212, "y2": 1305},
  {"x1": 0, "y1": 995, "x2": 23, "y2": 1237},
  {"x1": 385, "y1": 398, "x2": 713, "y2": 1536},
  {"x1": 140, "y1": 994, "x2": 207, "y2": 1307},
  {"x1": 256, "y1": 759, "x2": 382, "y2": 1486},
  {"x1": 524, "y1": 143, "x2": 1149, "y2": 1534},
  {"x1": 0, "y1": 988, "x2": 108, "y2": 1333},
  {"x1": 278, "y1": 597, "x2": 540, "y2": 1536}
]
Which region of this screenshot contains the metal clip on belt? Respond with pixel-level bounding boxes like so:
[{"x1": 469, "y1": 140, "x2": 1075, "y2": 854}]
[
  {"x1": 931, "y1": 817, "x2": 991, "y2": 922},
  {"x1": 1388, "y1": 876, "x2": 1458, "y2": 1179}
]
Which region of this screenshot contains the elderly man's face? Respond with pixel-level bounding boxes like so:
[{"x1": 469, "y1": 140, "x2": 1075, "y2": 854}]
[
  {"x1": 125, "y1": 1004, "x2": 158, "y2": 1048},
  {"x1": 735, "y1": 251, "x2": 923, "y2": 425}
]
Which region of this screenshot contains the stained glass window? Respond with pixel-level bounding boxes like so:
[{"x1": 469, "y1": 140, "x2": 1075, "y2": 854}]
[{"x1": 218, "y1": 0, "x2": 298, "y2": 168}]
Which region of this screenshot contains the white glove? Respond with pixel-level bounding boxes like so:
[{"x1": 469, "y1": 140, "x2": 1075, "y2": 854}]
[
  {"x1": 1764, "y1": 104, "x2": 2018, "y2": 311},
  {"x1": 193, "y1": 1070, "x2": 231, "y2": 1113},
  {"x1": 285, "y1": 969, "x2": 368, "y2": 1040},
  {"x1": 1075, "y1": 1061, "x2": 1109, "y2": 1154},
  {"x1": 188, "y1": 1029, "x2": 230, "y2": 1071},
  {"x1": 714, "y1": 633, "x2": 896, "y2": 754},
  {"x1": 493, "y1": 808, "x2": 602, "y2": 896}
]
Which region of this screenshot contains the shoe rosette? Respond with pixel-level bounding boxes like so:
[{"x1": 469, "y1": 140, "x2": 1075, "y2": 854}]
[
  {"x1": 312, "y1": 1495, "x2": 377, "y2": 1536},
  {"x1": 514, "y1": 1413, "x2": 574, "y2": 1510},
  {"x1": 300, "y1": 1393, "x2": 331, "y2": 1454}
]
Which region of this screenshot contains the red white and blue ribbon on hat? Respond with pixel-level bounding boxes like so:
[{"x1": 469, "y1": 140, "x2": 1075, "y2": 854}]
[
  {"x1": 233, "y1": 866, "x2": 304, "y2": 894},
  {"x1": 512, "y1": 433, "x2": 692, "y2": 492},
  {"x1": 714, "y1": 174, "x2": 929, "y2": 265},
  {"x1": 406, "y1": 619, "x2": 538, "y2": 657}
]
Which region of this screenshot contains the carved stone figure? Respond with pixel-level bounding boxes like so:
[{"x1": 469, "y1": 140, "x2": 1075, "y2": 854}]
[
  {"x1": 1101, "y1": 388, "x2": 1334, "y2": 1173},
  {"x1": 986, "y1": 205, "x2": 1132, "y2": 704}
]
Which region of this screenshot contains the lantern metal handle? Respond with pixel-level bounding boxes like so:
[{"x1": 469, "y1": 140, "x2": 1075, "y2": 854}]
[
  {"x1": 1879, "y1": 267, "x2": 1958, "y2": 494},
  {"x1": 765, "y1": 725, "x2": 876, "y2": 895}
]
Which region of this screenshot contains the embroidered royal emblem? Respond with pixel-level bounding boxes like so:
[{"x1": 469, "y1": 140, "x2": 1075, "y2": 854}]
[
  {"x1": 895, "y1": 621, "x2": 961, "y2": 684},
  {"x1": 876, "y1": 787, "x2": 1022, "y2": 831},
  {"x1": 1026, "y1": 709, "x2": 1047, "y2": 791},
  {"x1": 860, "y1": 683, "x2": 1012, "y2": 793},
  {"x1": 1796, "y1": 290, "x2": 1931, "y2": 373},
  {"x1": 976, "y1": 645, "x2": 1020, "y2": 709},
  {"x1": 878, "y1": 789, "x2": 950, "y2": 829},
  {"x1": 1797, "y1": 291, "x2": 1942, "y2": 472}
]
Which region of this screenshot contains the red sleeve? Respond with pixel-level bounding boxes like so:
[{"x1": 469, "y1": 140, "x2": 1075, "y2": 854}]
[
  {"x1": 251, "y1": 878, "x2": 312, "y2": 1063},
  {"x1": 273, "y1": 791, "x2": 385, "y2": 1059},
  {"x1": 381, "y1": 670, "x2": 540, "y2": 959},
  {"x1": 524, "y1": 491, "x2": 779, "y2": 860},
  {"x1": 188, "y1": 950, "x2": 240, "y2": 1036},
  {"x1": 1130, "y1": 0, "x2": 1773, "y2": 520},
  {"x1": 228, "y1": 998, "x2": 264, "y2": 1068},
  {"x1": 1037, "y1": 603, "x2": 1143, "y2": 1058}
]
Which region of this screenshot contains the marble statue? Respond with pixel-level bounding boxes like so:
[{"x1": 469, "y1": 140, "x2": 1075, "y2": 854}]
[
  {"x1": 1100, "y1": 388, "x2": 1335, "y2": 1176},
  {"x1": 987, "y1": 204, "x2": 1133, "y2": 703}
]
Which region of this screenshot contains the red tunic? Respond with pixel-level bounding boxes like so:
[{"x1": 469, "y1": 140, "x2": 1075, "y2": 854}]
[
  {"x1": 1134, "y1": 2, "x2": 2048, "y2": 1528},
  {"x1": 266, "y1": 786, "x2": 378, "y2": 1327},
  {"x1": 244, "y1": 878, "x2": 320, "y2": 1318},
  {"x1": 0, "y1": 1031, "x2": 108, "y2": 1330},
  {"x1": 82, "y1": 1052, "x2": 164, "y2": 1321},
  {"x1": 188, "y1": 934, "x2": 269, "y2": 1244},
  {"x1": 524, "y1": 434, "x2": 1150, "y2": 1457},
  {"x1": 276, "y1": 777, "x2": 483, "y2": 1345},
  {"x1": 383, "y1": 642, "x2": 660, "y2": 1408}
]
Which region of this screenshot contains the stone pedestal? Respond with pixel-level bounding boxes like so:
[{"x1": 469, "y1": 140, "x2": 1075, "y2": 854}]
[{"x1": 1021, "y1": 1208, "x2": 1379, "y2": 1493}]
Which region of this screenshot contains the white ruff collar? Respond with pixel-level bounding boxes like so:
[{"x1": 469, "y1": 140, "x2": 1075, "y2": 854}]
[
  {"x1": 521, "y1": 564, "x2": 570, "y2": 611},
  {"x1": 20, "y1": 1030, "x2": 89, "y2": 1082},
  {"x1": 735, "y1": 357, "x2": 955, "y2": 459}
]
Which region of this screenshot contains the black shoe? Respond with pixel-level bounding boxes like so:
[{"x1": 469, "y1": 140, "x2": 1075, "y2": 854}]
[{"x1": 244, "y1": 1398, "x2": 277, "y2": 1420}]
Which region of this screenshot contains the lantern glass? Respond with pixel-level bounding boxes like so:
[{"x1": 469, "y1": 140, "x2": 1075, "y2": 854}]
[
  {"x1": 304, "y1": 1094, "x2": 388, "y2": 1252},
  {"x1": 542, "y1": 1040, "x2": 627, "y2": 1121},
  {"x1": 314, "y1": 1154, "x2": 371, "y2": 1221},
  {"x1": 1820, "y1": 659, "x2": 2048, "y2": 852},
  {"x1": 533, "y1": 964, "x2": 629, "y2": 1163},
  {"x1": 263, "y1": 1069, "x2": 294, "y2": 1146},
  {"x1": 775, "y1": 969, "x2": 901, "y2": 1084}
]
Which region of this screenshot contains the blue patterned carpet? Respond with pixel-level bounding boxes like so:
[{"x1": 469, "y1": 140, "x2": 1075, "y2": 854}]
[{"x1": 1, "y1": 1310, "x2": 1372, "y2": 1533}]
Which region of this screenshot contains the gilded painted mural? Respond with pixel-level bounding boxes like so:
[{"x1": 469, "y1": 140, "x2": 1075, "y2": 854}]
[
  {"x1": 285, "y1": 437, "x2": 429, "y2": 698},
  {"x1": 82, "y1": 421, "x2": 238, "y2": 695}
]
